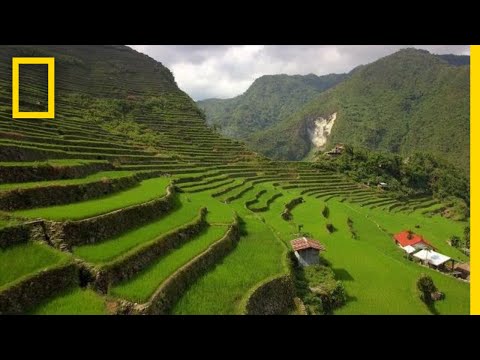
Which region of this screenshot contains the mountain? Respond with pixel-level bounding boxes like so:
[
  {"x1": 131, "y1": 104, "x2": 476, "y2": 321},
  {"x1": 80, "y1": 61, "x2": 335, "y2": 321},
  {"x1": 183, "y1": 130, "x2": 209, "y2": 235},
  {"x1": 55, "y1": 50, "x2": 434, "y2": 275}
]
[
  {"x1": 0, "y1": 46, "x2": 469, "y2": 315},
  {"x1": 197, "y1": 73, "x2": 347, "y2": 139},
  {"x1": 0, "y1": 45, "x2": 255, "y2": 163},
  {"x1": 246, "y1": 49, "x2": 470, "y2": 172}
]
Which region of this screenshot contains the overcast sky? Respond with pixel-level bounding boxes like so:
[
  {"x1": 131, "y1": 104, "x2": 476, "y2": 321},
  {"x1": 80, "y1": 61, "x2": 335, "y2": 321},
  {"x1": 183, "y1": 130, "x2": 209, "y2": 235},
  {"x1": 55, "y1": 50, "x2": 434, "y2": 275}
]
[{"x1": 128, "y1": 45, "x2": 470, "y2": 101}]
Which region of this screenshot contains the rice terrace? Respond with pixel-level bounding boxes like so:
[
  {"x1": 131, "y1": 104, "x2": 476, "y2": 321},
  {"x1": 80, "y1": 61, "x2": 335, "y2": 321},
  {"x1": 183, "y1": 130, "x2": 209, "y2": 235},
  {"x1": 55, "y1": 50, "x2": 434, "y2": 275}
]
[{"x1": 0, "y1": 45, "x2": 470, "y2": 315}]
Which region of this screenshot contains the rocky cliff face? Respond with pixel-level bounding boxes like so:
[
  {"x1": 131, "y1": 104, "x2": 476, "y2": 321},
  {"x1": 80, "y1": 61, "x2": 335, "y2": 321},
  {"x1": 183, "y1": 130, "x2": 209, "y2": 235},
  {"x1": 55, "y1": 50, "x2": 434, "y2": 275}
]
[{"x1": 307, "y1": 112, "x2": 337, "y2": 149}]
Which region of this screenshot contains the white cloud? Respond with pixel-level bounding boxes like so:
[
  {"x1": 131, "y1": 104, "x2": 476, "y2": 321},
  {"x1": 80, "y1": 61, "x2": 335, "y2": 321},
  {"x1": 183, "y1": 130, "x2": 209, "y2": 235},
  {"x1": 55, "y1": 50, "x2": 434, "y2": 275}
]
[{"x1": 128, "y1": 45, "x2": 470, "y2": 100}]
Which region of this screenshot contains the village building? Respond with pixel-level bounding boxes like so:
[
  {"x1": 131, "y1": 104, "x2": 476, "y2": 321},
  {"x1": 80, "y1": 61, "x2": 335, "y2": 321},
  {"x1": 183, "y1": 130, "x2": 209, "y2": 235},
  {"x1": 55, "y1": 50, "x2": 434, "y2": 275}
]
[
  {"x1": 453, "y1": 262, "x2": 470, "y2": 280},
  {"x1": 326, "y1": 143, "x2": 345, "y2": 156},
  {"x1": 393, "y1": 230, "x2": 434, "y2": 251},
  {"x1": 413, "y1": 249, "x2": 454, "y2": 271},
  {"x1": 291, "y1": 237, "x2": 326, "y2": 267}
]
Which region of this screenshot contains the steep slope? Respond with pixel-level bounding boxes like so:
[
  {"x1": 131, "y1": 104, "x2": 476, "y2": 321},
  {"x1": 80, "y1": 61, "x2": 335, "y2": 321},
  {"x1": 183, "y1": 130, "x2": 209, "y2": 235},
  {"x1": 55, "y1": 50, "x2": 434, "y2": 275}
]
[
  {"x1": 198, "y1": 73, "x2": 346, "y2": 139},
  {"x1": 246, "y1": 49, "x2": 470, "y2": 172},
  {"x1": 0, "y1": 46, "x2": 468, "y2": 315},
  {"x1": 0, "y1": 45, "x2": 255, "y2": 163}
]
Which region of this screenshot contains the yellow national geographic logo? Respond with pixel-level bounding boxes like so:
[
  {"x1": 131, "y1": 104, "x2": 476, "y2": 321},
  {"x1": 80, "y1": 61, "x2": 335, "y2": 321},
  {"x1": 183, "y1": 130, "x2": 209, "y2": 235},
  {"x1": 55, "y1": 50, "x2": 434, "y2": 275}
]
[{"x1": 12, "y1": 57, "x2": 55, "y2": 119}]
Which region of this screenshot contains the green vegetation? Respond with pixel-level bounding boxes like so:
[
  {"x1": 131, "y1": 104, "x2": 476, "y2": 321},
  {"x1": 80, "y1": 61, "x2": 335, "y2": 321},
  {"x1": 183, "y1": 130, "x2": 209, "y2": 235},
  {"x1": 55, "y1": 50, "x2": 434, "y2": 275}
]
[
  {"x1": 293, "y1": 263, "x2": 347, "y2": 315},
  {"x1": 31, "y1": 287, "x2": 107, "y2": 315},
  {"x1": 73, "y1": 193, "x2": 234, "y2": 263},
  {"x1": 198, "y1": 73, "x2": 346, "y2": 139},
  {"x1": 0, "y1": 242, "x2": 68, "y2": 288},
  {"x1": 172, "y1": 213, "x2": 286, "y2": 314},
  {"x1": 14, "y1": 177, "x2": 171, "y2": 220},
  {"x1": 111, "y1": 225, "x2": 228, "y2": 302},
  {"x1": 246, "y1": 49, "x2": 469, "y2": 173},
  {"x1": 313, "y1": 145, "x2": 469, "y2": 219},
  {"x1": 0, "y1": 170, "x2": 136, "y2": 191},
  {"x1": 0, "y1": 159, "x2": 107, "y2": 167},
  {"x1": 417, "y1": 274, "x2": 438, "y2": 305},
  {"x1": 0, "y1": 45, "x2": 468, "y2": 315}
]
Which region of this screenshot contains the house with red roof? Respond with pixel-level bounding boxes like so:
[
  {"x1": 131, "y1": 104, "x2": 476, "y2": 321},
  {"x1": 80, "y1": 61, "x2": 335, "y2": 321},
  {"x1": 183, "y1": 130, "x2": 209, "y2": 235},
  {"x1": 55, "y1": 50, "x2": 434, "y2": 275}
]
[
  {"x1": 393, "y1": 230, "x2": 434, "y2": 250},
  {"x1": 291, "y1": 237, "x2": 326, "y2": 266}
]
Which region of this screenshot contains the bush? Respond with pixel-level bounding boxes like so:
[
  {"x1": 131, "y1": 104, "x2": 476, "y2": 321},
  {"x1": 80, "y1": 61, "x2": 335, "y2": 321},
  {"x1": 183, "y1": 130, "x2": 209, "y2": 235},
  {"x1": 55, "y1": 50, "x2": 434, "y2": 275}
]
[
  {"x1": 324, "y1": 281, "x2": 347, "y2": 311},
  {"x1": 347, "y1": 217, "x2": 358, "y2": 239},
  {"x1": 322, "y1": 205, "x2": 329, "y2": 219},
  {"x1": 326, "y1": 223, "x2": 336, "y2": 233},
  {"x1": 417, "y1": 274, "x2": 437, "y2": 304},
  {"x1": 449, "y1": 235, "x2": 461, "y2": 248},
  {"x1": 464, "y1": 226, "x2": 470, "y2": 249},
  {"x1": 303, "y1": 293, "x2": 323, "y2": 315},
  {"x1": 296, "y1": 265, "x2": 347, "y2": 314}
]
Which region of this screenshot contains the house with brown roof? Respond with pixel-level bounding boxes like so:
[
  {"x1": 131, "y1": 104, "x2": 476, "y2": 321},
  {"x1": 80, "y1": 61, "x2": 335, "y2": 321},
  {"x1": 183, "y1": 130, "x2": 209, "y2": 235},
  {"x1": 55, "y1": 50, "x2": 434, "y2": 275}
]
[
  {"x1": 454, "y1": 263, "x2": 470, "y2": 280},
  {"x1": 291, "y1": 237, "x2": 326, "y2": 267}
]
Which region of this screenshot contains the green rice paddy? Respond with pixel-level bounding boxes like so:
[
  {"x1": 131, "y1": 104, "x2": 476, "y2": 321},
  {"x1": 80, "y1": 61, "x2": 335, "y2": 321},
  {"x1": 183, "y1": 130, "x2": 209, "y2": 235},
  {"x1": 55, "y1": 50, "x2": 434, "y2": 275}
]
[
  {"x1": 111, "y1": 225, "x2": 229, "y2": 303},
  {"x1": 13, "y1": 177, "x2": 171, "y2": 220},
  {"x1": 0, "y1": 242, "x2": 69, "y2": 288}
]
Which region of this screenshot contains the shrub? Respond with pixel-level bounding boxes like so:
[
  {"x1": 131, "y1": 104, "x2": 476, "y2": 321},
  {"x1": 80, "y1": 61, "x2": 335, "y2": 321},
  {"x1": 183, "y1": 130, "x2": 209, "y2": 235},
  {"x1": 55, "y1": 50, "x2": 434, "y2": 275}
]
[
  {"x1": 464, "y1": 226, "x2": 470, "y2": 249},
  {"x1": 449, "y1": 235, "x2": 461, "y2": 248},
  {"x1": 325, "y1": 281, "x2": 347, "y2": 311},
  {"x1": 417, "y1": 274, "x2": 437, "y2": 304},
  {"x1": 326, "y1": 223, "x2": 336, "y2": 233},
  {"x1": 347, "y1": 217, "x2": 358, "y2": 239},
  {"x1": 303, "y1": 293, "x2": 323, "y2": 315},
  {"x1": 322, "y1": 205, "x2": 329, "y2": 219}
]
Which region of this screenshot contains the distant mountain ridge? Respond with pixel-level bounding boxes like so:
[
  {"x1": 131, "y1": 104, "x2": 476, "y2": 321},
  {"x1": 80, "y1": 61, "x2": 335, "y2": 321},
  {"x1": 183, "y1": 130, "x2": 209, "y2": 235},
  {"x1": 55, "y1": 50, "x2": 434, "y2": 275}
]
[
  {"x1": 201, "y1": 49, "x2": 470, "y2": 173},
  {"x1": 198, "y1": 72, "x2": 347, "y2": 139}
]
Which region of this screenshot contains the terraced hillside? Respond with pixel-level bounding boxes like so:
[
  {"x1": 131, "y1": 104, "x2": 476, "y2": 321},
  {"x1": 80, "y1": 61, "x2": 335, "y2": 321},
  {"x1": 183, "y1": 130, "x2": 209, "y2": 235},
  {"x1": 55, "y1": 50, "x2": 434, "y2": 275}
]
[{"x1": 0, "y1": 45, "x2": 469, "y2": 315}]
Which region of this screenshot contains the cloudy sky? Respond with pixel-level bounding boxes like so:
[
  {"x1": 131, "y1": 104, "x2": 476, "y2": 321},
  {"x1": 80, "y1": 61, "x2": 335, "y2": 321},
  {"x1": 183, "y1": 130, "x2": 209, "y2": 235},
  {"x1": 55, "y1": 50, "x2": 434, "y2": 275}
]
[{"x1": 128, "y1": 45, "x2": 470, "y2": 101}]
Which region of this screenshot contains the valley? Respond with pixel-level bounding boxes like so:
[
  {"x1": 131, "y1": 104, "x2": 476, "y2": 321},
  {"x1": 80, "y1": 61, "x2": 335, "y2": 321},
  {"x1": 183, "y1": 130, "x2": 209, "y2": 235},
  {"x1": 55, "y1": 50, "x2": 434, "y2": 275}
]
[{"x1": 0, "y1": 45, "x2": 469, "y2": 315}]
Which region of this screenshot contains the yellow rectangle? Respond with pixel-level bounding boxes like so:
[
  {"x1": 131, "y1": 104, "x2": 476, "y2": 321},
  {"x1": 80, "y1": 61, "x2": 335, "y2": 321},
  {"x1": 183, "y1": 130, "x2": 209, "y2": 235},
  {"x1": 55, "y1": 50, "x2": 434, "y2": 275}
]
[
  {"x1": 12, "y1": 57, "x2": 55, "y2": 119},
  {"x1": 472, "y1": 45, "x2": 478, "y2": 315}
]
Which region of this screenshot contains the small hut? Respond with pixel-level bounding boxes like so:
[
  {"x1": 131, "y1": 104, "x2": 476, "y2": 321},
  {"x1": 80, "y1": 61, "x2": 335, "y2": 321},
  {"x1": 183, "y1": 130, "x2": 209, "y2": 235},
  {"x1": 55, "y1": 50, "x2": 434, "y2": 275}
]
[{"x1": 291, "y1": 237, "x2": 326, "y2": 267}]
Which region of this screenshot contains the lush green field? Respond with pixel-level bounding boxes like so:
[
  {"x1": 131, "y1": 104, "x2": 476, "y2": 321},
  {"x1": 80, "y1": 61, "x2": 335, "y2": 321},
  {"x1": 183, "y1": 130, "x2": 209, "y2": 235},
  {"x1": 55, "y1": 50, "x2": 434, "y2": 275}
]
[
  {"x1": 0, "y1": 159, "x2": 107, "y2": 167},
  {"x1": 172, "y1": 188, "x2": 287, "y2": 314},
  {"x1": 0, "y1": 242, "x2": 69, "y2": 288},
  {"x1": 0, "y1": 170, "x2": 137, "y2": 191},
  {"x1": 31, "y1": 287, "x2": 107, "y2": 315},
  {"x1": 282, "y1": 191, "x2": 469, "y2": 314},
  {"x1": 73, "y1": 193, "x2": 234, "y2": 263},
  {"x1": 0, "y1": 45, "x2": 469, "y2": 316},
  {"x1": 111, "y1": 225, "x2": 229, "y2": 302},
  {"x1": 14, "y1": 177, "x2": 171, "y2": 220}
]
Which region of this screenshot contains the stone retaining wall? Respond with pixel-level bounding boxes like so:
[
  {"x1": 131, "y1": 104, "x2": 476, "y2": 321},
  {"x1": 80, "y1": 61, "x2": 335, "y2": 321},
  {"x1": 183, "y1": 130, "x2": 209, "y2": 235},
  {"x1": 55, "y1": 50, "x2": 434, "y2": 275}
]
[
  {"x1": 0, "y1": 262, "x2": 78, "y2": 314},
  {"x1": 0, "y1": 175, "x2": 139, "y2": 211},
  {"x1": 94, "y1": 208, "x2": 208, "y2": 292},
  {"x1": 243, "y1": 275, "x2": 295, "y2": 315},
  {"x1": 134, "y1": 218, "x2": 240, "y2": 315},
  {"x1": 44, "y1": 184, "x2": 176, "y2": 248},
  {"x1": 249, "y1": 193, "x2": 284, "y2": 213},
  {"x1": 281, "y1": 197, "x2": 304, "y2": 220},
  {"x1": 0, "y1": 221, "x2": 46, "y2": 249},
  {"x1": 0, "y1": 161, "x2": 113, "y2": 184}
]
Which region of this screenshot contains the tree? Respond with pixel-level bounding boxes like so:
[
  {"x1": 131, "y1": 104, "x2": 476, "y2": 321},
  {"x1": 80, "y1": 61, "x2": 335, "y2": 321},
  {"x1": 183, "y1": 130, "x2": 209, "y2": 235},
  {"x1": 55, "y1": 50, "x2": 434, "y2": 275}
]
[
  {"x1": 450, "y1": 235, "x2": 461, "y2": 248},
  {"x1": 464, "y1": 226, "x2": 470, "y2": 249},
  {"x1": 417, "y1": 274, "x2": 437, "y2": 304}
]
